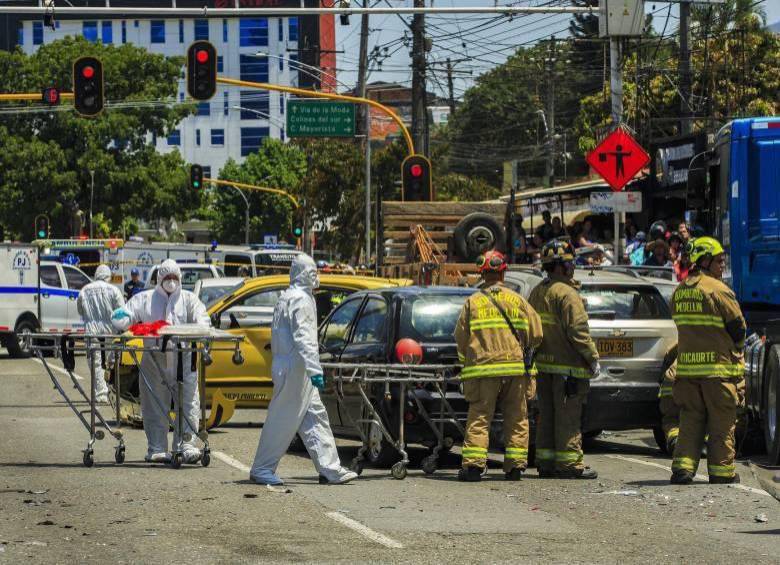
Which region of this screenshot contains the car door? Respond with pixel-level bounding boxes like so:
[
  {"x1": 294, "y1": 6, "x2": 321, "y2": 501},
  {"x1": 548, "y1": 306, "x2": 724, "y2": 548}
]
[
  {"x1": 62, "y1": 265, "x2": 91, "y2": 332},
  {"x1": 39, "y1": 264, "x2": 69, "y2": 331}
]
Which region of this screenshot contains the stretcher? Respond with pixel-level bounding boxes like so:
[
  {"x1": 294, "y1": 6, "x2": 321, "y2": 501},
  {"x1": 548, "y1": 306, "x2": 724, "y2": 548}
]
[
  {"x1": 27, "y1": 329, "x2": 245, "y2": 469},
  {"x1": 322, "y1": 362, "x2": 463, "y2": 480}
]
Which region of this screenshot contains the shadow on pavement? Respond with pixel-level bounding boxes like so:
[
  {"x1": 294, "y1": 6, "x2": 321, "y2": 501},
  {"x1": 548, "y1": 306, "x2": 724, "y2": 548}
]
[{"x1": 735, "y1": 528, "x2": 780, "y2": 535}]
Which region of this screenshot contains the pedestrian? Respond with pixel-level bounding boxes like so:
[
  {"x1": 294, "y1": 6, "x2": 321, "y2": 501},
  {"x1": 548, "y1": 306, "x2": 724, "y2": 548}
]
[
  {"x1": 536, "y1": 210, "x2": 554, "y2": 242},
  {"x1": 668, "y1": 232, "x2": 684, "y2": 262},
  {"x1": 77, "y1": 264, "x2": 125, "y2": 404},
  {"x1": 124, "y1": 267, "x2": 145, "y2": 300},
  {"x1": 551, "y1": 216, "x2": 566, "y2": 240},
  {"x1": 454, "y1": 250, "x2": 543, "y2": 482},
  {"x1": 528, "y1": 240, "x2": 600, "y2": 479},
  {"x1": 249, "y1": 254, "x2": 357, "y2": 486},
  {"x1": 627, "y1": 231, "x2": 647, "y2": 265},
  {"x1": 110, "y1": 259, "x2": 210, "y2": 464},
  {"x1": 510, "y1": 214, "x2": 528, "y2": 263},
  {"x1": 670, "y1": 237, "x2": 746, "y2": 485},
  {"x1": 644, "y1": 240, "x2": 672, "y2": 267},
  {"x1": 677, "y1": 221, "x2": 690, "y2": 243}
]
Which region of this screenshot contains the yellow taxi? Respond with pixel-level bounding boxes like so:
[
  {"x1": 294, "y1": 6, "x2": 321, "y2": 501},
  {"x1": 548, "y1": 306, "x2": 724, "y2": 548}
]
[{"x1": 114, "y1": 274, "x2": 410, "y2": 426}]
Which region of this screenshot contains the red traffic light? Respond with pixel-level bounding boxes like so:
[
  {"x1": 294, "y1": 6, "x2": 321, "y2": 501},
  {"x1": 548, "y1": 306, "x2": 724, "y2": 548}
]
[
  {"x1": 410, "y1": 164, "x2": 423, "y2": 178},
  {"x1": 196, "y1": 50, "x2": 210, "y2": 64},
  {"x1": 41, "y1": 87, "x2": 60, "y2": 105},
  {"x1": 82, "y1": 66, "x2": 95, "y2": 79}
]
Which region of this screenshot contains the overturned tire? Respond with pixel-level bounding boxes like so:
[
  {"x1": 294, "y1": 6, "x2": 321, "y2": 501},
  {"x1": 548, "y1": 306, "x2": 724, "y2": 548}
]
[{"x1": 453, "y1": 213, "x2": 505, "y2": 262}]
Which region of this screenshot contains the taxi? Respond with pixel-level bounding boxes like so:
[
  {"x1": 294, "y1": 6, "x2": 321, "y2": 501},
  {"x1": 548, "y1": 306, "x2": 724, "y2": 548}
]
[{"x1": 114, "y1": 274, "x2": 410, "y2": 426}]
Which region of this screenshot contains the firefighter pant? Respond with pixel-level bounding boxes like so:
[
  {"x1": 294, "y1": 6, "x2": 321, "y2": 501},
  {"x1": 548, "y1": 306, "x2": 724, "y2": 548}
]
[
  {"x1": 659, "y1": 372, "x2": 679, "y2": 451},
  {"x1": 461, "y1": 375, "x2": 529, "y2": 472},
  {"x1": 672, "y1": 378, "x2": 738, "y2": 479},
  {"x1": 535, "y1": 373, "x2": 589, "y2": 473}
]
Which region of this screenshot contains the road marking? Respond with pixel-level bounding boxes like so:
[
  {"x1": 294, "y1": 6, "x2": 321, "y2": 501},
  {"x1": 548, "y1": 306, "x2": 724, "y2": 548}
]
[
  {"x1": 212, "y1": 450, "x2": 403, "y2": 549},
  {"x1": 32, "y1": 358, "x2": 83, "y2": 380},
  {"x1": 606, "y1": 454, "x2": 770, "y2": 497},
  {"x1": 325, "y1": 512, "x2": 404, "y2": 549}
]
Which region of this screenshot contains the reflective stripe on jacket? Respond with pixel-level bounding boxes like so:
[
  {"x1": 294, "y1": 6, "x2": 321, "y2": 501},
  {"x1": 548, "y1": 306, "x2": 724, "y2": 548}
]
[{"x1": 454, "y1": 282, "x2": 543, "y2": 380}]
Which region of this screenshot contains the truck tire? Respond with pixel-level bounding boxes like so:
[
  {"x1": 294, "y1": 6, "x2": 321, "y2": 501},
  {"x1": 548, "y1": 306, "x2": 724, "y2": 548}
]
[
  {"x1": 763, "y1": 345, "x2": 780, "y2": 464},
  {"x1": 453, "y1": 213, "x2": 505, "y2": 262},
  {"x1": 7, "y1": 317, "x2": 38, "y2": 359}
]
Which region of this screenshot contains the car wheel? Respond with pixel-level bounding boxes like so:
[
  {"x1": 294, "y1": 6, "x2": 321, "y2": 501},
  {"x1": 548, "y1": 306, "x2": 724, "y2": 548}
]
[
  {"x1": 653, "y1": 427, "x2": 669, "y2": 455},
  {"x1": 366, "y1": 420, "x2": 399, "y2": 467},
  {"x1": 763, "y1": 345, "x2": 780, "y2": 464},
  {"x1": 8, "y1": 317, "x2": 38, "y2": 358},
  {"x1": 453, "y1": 213, "x2": 505, "y2": 262}
]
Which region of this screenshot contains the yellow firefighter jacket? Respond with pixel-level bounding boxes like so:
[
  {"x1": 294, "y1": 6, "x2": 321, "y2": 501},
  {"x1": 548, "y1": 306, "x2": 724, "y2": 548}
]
[
  {"x1": 671, "y1": 270, "x2": 746, "y2": 378},
  {"x1": 454, "y1": 282, "x2": 543, "y2": 380},
  {"x1": 528, "y1": 273, "x2": 599, "y2": 379}
]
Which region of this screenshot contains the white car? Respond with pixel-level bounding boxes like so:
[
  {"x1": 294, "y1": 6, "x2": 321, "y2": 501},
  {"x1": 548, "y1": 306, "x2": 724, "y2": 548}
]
[
  {"x1": 144, "y1": 263, "x2": 223, "y2": 291},
  {"x1": 193, "y1": 276, "x2": 244, "y2": 307}
]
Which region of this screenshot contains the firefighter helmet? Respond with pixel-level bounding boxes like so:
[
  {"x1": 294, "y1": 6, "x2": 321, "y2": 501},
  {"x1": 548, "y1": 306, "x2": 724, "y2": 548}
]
[
  {"x1": 476, "y1": 249, "x2": 507, "y2": 273},
  {"x1": 540, "y1": 239, "x2": 575, "y2": 264},
  {"x1": 687, "y1": 236, "x2": 725, "y2": 265}
]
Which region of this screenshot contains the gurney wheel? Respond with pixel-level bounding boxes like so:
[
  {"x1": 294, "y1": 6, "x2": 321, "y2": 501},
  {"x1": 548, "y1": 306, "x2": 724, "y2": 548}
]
[
  {"x1": 349, "y1": 458, "x2": 364, "y2": 476},
  {"x1": 391, "y1": 462, "x2": 407, "y2": 480},
  {"x1": 201, "y1": 451, "x2": 211, "y2": 467},
  {"x1": 83, "y1": 450, "x2": 94, "y2": 468},
  {"x1": 114, "y1": 447, "x2": 125, "y2": 464},
  {"x1": 171, "y1": 453, "x2": 183, "y2": 469},
  {"x1": 421, "y1": 456, "x2": 437, "y2": 475}
]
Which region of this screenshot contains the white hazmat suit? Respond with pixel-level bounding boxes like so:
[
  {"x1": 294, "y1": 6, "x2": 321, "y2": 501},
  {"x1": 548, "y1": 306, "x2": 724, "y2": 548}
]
[
  {"x1": 76, "y1": 264, "x2": 124, "y2": 402},
  {"x1": 112, "y1": 260, "x2": 210, "y2": 463},
  {"x1": 250, "y1": 254, "x2": 357, "y2": 485}
]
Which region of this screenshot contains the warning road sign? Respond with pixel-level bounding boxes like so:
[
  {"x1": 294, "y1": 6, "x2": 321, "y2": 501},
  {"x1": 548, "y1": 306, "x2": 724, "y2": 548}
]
[{"x1": 586, "y1": 127, "x2": 650, "y2": 192}]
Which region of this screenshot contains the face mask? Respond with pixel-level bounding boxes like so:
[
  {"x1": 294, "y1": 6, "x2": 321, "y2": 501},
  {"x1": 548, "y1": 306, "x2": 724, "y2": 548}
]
[
  {"x1": 312, "y1": 273, "x2": 321, "y2": 289},
  {"x1": 162, "y1": 279, "x2": 179, "y2": 294}
]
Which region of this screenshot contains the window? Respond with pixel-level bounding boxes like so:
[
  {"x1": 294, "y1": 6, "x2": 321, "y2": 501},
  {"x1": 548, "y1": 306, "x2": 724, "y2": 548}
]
[
  {"x1": 179, "y1": 92, "x2": 185, "y2": 102},
  {"x1": 101, "y1": 21, "x2": 112, "y2": 43},
  {"x1": 289, "y1": 17, "x2": 298, "y2": 41},
  {"x1": 167, "y1": 130, "x2": 181, "y2": 146},
  {"x1": 217, "y1": 55, "x2": 224, "y2": 73},
  {"x1": 40, "y1": 266, "x2": 61, "y2": 288},
  {"x1": 211, "y1": 129, "x2": 225, "y2": 146},
  {"x1": 197, "y1": 102, "x2": 210, "y2": 116},
  {"x1": 581, "y1": 286, "x2": 671, "y2": 321},
  {"x1": 278, "y1": 18, "x2": 283, "y2": 41},
  {"x1": 399, "y1": 294, "x2": 469, "y2": 343},
  {"x1": 351, "y1": 298, "x2": 388, "y2": 344},
  {"x1": 321, "y1": 299, "x2": 363, "y2": 350},
  {"x1": 280, "y1": 95, "x2": 284, "y2": 114},
  {"x1": 240, "y1": 91, "x2": 269, "y2": 119},
  {"x1": 83, "y1": 21, "x2": 97, "y2": 42},
  {"x1": 223, "y1": 254, "x2": 252, "y2": 277},
  {"x1": 240, "y1": 54, "x2": 268, "y2": 82},
  {"x1": 240, "y1": 127, "x2": 269, "y2": 156},
  {"x1": 222, "y1": 19, "x2": 228, "y2": 42},
  {"x1": 236, "y1": 288, "x2": 282, "y2": 308},
  {"x1": 314, "y1": 289, "x2": 352, "y2": 324},
  {"x1": 63, "y1": 266, "x2": 91, "y2": 290},
  {"x1": 121, "y1": 20, "x2": 127, "y2": 43},
  {"x1": 279, "y1": 58, "x2": 283, "y2": 71},
  {"x1": 194, "y1": 19, "x2": 209, "y2": 40},
  {"x1": 239, "y1": 18, "x2": 268, "y2": 47},
  {"x1": 150, "y1": 20, "x2": 165, "y2": 43},
  {"x1": 180, "y1": 268, "x2": 213, "y2": 291},
  {"x1": 134, "y1": 20, "x2": 139, "y2": 28},
  {"x1": 220, "y1": 288, "x2": 283, "y2": 329},
  {"x1": 289, "y1": 54, "x2": 299, "y2": 85},
  {"x1": 17, "y1": 26, "x2": 23, "y2": 46},
  {"x1": 196, "y1": 129, "x2": 201, "y2": 146},
  {"x1": 32, "y1": 21, "x2": 43, "y2": 45},
  {"x1": 178, "y1": 19, "x2": 184, "y2": 43},
  {"x1": 223, "y1": 91, "x2": 229, "y2": 116},
  {"x1": 203, "y1": 166, "x2": 211, "y2": 179}
]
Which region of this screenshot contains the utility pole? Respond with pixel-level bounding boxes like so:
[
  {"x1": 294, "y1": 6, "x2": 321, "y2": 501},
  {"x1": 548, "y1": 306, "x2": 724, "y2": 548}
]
[
  {"x1": 678, "y1": 0, "x2": 692, "y2": 135},
  {"x1": 411, "y1": 0, "x2": 427, "y2": 156},
  {"x1": 89, "y1": 169, "x2": 95, "y2": 239},
  {"x1": 446, "y1": 58, "x2": 455, "y2": 116},
  {"x1": 544, "y1": 36, "x2": 556, "y2": 188},
  {"x1": 356, "y1": 0, "x2": 371, "y2": 264},
  {"x1": 610, "y1": 37, "x2": 624, "y2": 263}
]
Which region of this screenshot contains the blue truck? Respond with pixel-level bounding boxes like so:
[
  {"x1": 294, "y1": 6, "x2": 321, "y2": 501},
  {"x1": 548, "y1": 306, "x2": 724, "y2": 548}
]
[{"x1": 702, "y1": 117, "x2": 780, "y2": 463}]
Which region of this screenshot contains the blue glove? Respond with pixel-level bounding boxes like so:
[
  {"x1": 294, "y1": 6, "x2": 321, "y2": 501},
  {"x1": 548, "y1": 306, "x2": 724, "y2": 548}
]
[
  {"x1": 111, "y1": 308, "x2": 132, "y2": 331},
  {"x1": 310, "y1": 374, "x2": 325, "y2": 390}
]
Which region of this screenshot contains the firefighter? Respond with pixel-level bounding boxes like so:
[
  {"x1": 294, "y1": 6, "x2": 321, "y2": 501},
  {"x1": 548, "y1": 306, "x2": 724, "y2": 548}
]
[
  {"x1": 670, "y1": 237, "x2": 746, "y2": 485},
  {"x1": 454, "y1": 250, "x2": 543, "y2": 482},
  {"x1": 658, "y1": 345, "x2": 680, "y2": 454},
  {"x1": 528, "y1": 240, "x2": 600, "y2": 479}
]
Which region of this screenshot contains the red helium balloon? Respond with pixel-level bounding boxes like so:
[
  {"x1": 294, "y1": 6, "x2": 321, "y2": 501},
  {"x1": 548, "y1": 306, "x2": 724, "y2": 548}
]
[{"x1": 395, "y1": 338, "x2": 423, "y2": 364}]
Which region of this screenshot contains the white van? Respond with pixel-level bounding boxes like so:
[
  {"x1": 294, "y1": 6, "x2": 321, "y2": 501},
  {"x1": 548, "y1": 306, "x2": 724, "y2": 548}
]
[
  {"x1": 212, "y1": 244, "x2": 302, "y2": 278},
  {"x1": 0, "y1": 245, "x2": 92, "y2": 357}
]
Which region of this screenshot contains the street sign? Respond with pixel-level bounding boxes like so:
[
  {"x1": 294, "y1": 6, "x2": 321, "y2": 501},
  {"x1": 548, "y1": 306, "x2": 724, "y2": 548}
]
[
  {"x1": 287, "y1": 100, "x2": 355, "y2": 138},
  {"x1": 590, "y1": 191, "x2": 642, "y2": 214},
  {"x1": 586, "y1": 127, "x2": 650, "y2": 192}
]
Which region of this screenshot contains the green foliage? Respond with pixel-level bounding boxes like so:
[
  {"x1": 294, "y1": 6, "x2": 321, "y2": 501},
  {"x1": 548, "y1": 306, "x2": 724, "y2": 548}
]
[
  {"x1": 435, "y1": 173, "x2": 501, "y2": 202},
  {"x1": 0, "y1": 37, "x2": 196, "y2": 240}
]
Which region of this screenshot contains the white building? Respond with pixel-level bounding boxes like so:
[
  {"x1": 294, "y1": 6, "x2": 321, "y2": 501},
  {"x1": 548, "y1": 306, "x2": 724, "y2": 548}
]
[{"x1": 17, "y1": 15, "x2": 301, "y2": 177}]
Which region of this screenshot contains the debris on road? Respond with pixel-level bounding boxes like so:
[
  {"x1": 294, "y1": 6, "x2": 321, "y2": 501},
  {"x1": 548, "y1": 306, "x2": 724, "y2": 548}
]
[{"x1": 754, "y1": 513, "x2": 768, "y2": 523}]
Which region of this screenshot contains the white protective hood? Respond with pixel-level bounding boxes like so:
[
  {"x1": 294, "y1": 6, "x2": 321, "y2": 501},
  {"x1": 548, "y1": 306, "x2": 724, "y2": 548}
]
[
  {"x1": 289, "y1": 254, "x2": 319, "y2": 291},
  {"x1": 94, "y1": 264, "x2": 112, "y2": 282}
]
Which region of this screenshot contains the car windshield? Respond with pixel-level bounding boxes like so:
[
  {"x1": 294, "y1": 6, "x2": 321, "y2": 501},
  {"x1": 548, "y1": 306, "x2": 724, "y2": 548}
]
[
  {"x1": 202, "y1": 282, "x2": 243, "y2": 308},
  {"x1": 399, "y1": 294, "x2": 469, "y2": 343},
  {"x1": 582, "y1": 285, "x2": 671, "y2": 320},
  {"x1": 181, "y1": 268, "x2": 213, "y2": 289}
]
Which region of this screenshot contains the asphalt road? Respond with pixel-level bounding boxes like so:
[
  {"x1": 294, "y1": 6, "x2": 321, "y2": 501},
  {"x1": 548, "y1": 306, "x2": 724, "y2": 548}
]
[{"x1": 1, "y1": 354, "x2": 779, "y2": 564}]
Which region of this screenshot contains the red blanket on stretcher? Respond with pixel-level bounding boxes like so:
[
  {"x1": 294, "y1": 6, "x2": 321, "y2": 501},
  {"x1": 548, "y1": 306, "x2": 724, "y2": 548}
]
[{"x1": 129, "y1": 320, "x2": 169, "y2": 336}]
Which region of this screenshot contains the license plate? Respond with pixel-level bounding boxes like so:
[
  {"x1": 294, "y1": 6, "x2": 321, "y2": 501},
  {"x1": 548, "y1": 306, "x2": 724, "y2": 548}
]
[{"x1": 597, "y1": 338, "x2": 633, "y2": 358}]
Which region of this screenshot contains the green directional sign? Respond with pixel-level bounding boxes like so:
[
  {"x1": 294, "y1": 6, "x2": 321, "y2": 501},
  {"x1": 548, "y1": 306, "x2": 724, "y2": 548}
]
[{"x1": 287, "y1": 100, "x2": 355, "y2": 138}]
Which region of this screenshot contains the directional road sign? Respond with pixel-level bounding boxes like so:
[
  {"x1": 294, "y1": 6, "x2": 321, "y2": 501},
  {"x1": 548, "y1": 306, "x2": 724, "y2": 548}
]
[
  {"x1": 287, "y1": 100, "x2": 355, "y2": 138},
  {"x1": 589, "y1": 191, "x2": 642, "y2": 214},
  {"x1": 586, "y1": 127, "x2": 650, "y2": 192}
]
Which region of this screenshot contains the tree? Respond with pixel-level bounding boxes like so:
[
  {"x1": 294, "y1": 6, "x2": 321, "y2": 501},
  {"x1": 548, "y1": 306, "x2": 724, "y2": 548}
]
[{"x1": 0, "y1": 37, "x2": 196, "y2": 240}]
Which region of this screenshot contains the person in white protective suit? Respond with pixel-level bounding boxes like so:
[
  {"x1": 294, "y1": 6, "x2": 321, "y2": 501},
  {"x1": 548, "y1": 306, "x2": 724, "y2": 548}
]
[
  {"x1": 250, "y1": 254, "x2": 358, "y2": 486},
  {"x1": 76, "y1": 264, "x2": 125, "y2": 404},
  {"x1": 111, "y1": 259, "x2": 210, "y2": 464}
]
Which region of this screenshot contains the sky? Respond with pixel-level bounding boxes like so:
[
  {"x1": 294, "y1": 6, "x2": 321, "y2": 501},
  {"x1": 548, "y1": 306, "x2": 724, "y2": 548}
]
[{"x1": 334, "y1": 0, "x2": 780, "y2": 99}]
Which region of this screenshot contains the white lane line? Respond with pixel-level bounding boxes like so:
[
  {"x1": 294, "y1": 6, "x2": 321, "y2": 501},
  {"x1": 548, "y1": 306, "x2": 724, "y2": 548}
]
[
  {"x1": 32, "y1": 358, "x2": 83, "y2": 380},
  {"x1": 606, "y1": 454, "x2": 770, "y2": 497},
  {"x1": 212, "y1": 450, "x2": 404, "y2": 549},
  {"x1": 325, "y1": 512, "x2": 404, "y2": 549}
]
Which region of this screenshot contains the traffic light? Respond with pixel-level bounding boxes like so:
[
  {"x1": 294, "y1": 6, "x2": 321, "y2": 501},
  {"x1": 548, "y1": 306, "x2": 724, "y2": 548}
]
[
  {"x1": 190, "y1": 164, "x2": 204, "y2": 190},
  {"x1": 73, "y1": 57, "x2": 104, "y2": 117},
  {"x1": 41, "y1": 87, "x2": 60, "y2": 106},
  {"x1": 187, "y1": 41, "x2": 217, "y2": 101},
  {"x1": 401, "y1": 154, "x2": 433, "y2": 201},
  {"x1": 291, "y1": 208, "x2": 303, "y2": 242},
  {"x1": 34, "y1": 215, "x2": 49, "y2": 239}
]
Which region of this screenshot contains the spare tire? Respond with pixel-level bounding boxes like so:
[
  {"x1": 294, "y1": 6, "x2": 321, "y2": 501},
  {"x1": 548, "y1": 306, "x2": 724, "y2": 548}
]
[{"x1": 453, "y1": 213, "x2": 505, "y2": 262}]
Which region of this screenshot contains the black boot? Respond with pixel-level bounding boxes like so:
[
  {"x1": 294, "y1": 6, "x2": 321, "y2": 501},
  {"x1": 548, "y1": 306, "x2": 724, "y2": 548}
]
[
  {"x1": 670, "y1": 470, "x2": 695, "y2": 485},
  {"x1": 558, "y1": 466, "x2": 598, "y2": 479},
  {"x1": 458, "y1": 466, "x2": 483, "y2": 482},
  {"x1": 537, "y1": 468, "x2": 556, "y2": 478},
  {"x1": 709, "y1": 473, "x2": 740, "y2": 485},
  {"x1": 505, "y1": 468, "x2": 525, "y2": 481}
]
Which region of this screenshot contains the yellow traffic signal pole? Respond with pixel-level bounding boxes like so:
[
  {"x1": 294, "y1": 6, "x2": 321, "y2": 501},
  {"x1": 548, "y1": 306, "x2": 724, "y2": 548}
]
[
  {"x1": 204, "y1": 177, "x2": 300, "y2": 208},
  {"x1": 0, "y1": 92, "x2": 74, "y2": 101},
  {"x1": 216, "y1": 77, "x2": 415, "y2": 156}
]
